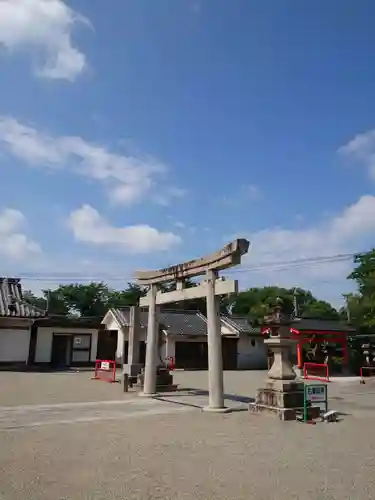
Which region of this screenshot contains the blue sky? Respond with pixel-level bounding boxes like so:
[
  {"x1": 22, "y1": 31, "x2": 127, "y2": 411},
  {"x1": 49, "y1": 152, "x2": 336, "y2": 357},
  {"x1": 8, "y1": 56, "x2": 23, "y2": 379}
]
[{"x1": 0, "y1": 0, "x2": 375, "y2": 305}]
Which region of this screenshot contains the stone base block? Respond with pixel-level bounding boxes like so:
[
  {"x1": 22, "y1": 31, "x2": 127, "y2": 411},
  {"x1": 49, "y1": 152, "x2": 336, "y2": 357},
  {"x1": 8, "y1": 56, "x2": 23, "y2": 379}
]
[
  {"x1": 134, "y1": 368, "x2": 178, "y2": 393},
  {"x1": 137, "y1": 368, "x2": 173, "y2": 386},
  {"x1": 135, "y1": 384, "x2": 178, "y2": 393},
  {"x1": 249, "y1": 402, "x2": 298, "y2": 421},
  {"x1": 123, "y1": 363, "x2": 143, "y2": 378},
  {"x1": 263, "y1": 378, "x2": 305, "y2": 393},
  {"x1": 249, "y1": 403, "x2": 321, "y2": 421},
  {"x1": 256, "y1": 387, "x2": 305, "y2": 409},
  {"x1": 302, "y1": 405, "x2": 321, "y2": 420},
  {"x1": 249, "y1": 383, "x2": 316, "y2": 421}
]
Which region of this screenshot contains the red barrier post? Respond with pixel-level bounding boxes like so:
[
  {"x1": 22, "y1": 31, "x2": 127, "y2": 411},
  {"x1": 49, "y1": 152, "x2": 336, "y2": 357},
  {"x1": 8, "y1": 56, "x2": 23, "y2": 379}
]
[
  {"x1": 303, "y1": 362, "x2": 329, "y2": 382},
  {"x1": 165, "y1": 356, "x2": 175, "y2": 371},
  {"x1": 360, "y1": 366, "x2": 375, "y2": 384},
  {"x1": 93, "y1": 359, "x2": 116, "y2": 383}
]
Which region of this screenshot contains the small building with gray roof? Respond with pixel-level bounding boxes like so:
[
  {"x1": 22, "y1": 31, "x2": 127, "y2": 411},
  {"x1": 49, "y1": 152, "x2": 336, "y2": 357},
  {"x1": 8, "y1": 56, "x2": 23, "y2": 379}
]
[{"x1": 101, "y1": 307, "x2": 267, "y2": 370}]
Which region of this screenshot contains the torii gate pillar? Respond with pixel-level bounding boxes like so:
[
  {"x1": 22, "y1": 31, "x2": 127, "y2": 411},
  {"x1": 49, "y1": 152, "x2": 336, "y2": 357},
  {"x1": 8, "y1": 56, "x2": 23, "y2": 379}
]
[
  {"x1": 141, "y1": 284, "x2": 159, "y2": 396},
  {"x1": 204, "y1": 269, "x2": 225, "y2": 411}
]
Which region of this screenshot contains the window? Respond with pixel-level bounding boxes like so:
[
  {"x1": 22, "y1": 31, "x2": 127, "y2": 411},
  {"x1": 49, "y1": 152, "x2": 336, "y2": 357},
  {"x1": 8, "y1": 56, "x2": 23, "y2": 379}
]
[
  {"x1": 72, "y1": 350, "x2": 90, "y2": 363},
  {"x1": 73, "y1": 335, "x2": 91, "y2": 350},
  {"x1": 71, "y1": 334, "x2": 91, "y2": 364}
]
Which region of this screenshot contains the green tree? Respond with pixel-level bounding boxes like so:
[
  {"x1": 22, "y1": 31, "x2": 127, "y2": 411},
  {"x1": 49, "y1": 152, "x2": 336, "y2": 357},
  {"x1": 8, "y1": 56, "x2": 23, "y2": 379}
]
[
  {"x1": 301, "y1": 299, "x2": 340, "y2": 320},
  {"x1": 347, "y1": 249, "x2": 375, "y2": 329},
  {"x1": 229, "y1": 286, "x2": 339, "y2": 324},
  {"x1": 55, "y1": 282, "x2": 113, "y2": 316},
  {"x1": 158, "y1": 278, "x2": 207, "y2": 313},
  {"x1": 156, "y1": 278, "x2": 230, "y2": 314},
  {"x1": 107, "y1": 283, "x2": 146, "y2": 308},
  {"x1": 43, "y1": 288, "x2": 71, "y2": 316},
  {"x1": 23, "y1": 290, "x2": 47, "y2": 311},
  {"x1": 348, "y1": 249, "x2": 375, "y2": 297},
  {"x1": 33, "y1": 282, "x2": 147, "y2": 317},
  {"x1": 23, "y1": 289, "x2": 70, "y2": 315}
]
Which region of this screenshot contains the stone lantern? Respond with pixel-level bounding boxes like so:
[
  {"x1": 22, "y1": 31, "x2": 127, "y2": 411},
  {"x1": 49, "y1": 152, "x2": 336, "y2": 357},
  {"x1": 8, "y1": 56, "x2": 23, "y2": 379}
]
[
  {"x1": 264, "y1": 298, "x2": 296, "y2": 381},
  {"x1": 249, "y1": 298, "x2": 307, "y2": 420}
]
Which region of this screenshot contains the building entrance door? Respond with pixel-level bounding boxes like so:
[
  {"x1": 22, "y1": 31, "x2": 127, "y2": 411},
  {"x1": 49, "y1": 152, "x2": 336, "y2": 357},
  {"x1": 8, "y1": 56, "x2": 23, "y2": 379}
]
[{"x1": 51, "y1": 335, "x2": 70, "y2": 368}]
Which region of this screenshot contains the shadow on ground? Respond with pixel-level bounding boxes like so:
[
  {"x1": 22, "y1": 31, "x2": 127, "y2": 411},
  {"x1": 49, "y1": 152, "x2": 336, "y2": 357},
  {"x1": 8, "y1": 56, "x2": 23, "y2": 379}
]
[{"x1": 154, "y1": 387, "x2": 254, "y2": 412}]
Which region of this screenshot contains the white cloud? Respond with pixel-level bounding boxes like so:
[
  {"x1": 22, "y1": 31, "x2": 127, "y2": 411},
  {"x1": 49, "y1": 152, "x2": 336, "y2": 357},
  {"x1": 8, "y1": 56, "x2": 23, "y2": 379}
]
[
  {"x1": 0, "y1": 0, "x2": 89, "y2": 81},
  {"x1": 232, "y1": 195, "x2": 375, "y2": 304},
  {"x1": 67, "y1": 204, "x2": 181, "y2": 253},
  {"x1": 248, "y1": 195, "x2": 375, "y2": 268},
  {"x1": 338, "y1": 129, "x2": 375, "y2": 181},
  {"x1": 0, "y1": 116, "x2": 183, "y2": 205},
  {"x1": 153, "y1": 186, "x2": 187, "y2": 206},
  {"x1": 0, "y1": 208, "x2": 41, "y2": 260}
]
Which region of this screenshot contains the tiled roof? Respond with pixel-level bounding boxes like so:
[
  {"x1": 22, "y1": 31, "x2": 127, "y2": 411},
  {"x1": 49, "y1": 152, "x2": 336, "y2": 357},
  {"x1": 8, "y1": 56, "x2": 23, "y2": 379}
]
[
  {"x1": 34, "y1": 315, "x2": 101, "y2": 328},
  {"x1": 108, "y1": 308, "x2": 264, "y2": 337},
  {"x1": 221, "y1": 315, "x2": 254, "y2": 333},
  {"x1": 109, "y1": 308, "x2": 207, "y2": 336},
  {"x1": 0, "y1": 278, "x2": 46, "y2": 318},
  {"x1": 291, "y1": 317, "x2": 356, "y2": 333},
  {"x1": 110, "y1": 308, "x2": 134, "y2": 328},
  {"x1": 159, "y1": 310, "x2": 207, "y2": 336}
]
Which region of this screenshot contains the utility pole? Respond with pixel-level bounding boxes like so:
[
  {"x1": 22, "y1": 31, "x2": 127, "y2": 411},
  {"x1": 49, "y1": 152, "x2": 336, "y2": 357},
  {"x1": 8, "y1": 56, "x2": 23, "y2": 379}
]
[
  {"x1": 293, "y1": 288, "x2": 299, "y2": 318},
  {"x1": 46, "y1": 289, "x2": 51, "y2": 315},
  {"x1": 343, "y1": 294, "x2": 351, "y2": 323}
]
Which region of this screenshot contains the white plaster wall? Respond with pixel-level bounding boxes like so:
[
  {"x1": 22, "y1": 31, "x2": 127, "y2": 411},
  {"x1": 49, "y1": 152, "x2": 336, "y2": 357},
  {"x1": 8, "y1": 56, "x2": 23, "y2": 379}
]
[
  {"x1": 103, "y1": 317, "x2": 119, "y2": 332},
  {"x1": 114, "y1": 325, "x2": 147, "y2": 364},
  {"x1": 90, "y1": 331, "x2": 98, "y2": 363},
  {"x1": 0, "y1": 329, "x2": 30, "y2": 362},
  {"x1": 164, "y1": 336, "x2": 175, "y2": 360},
  {"x1": 116, "y1": 327, "x2": 126, "y2": 363},
  {"x1": 101, "y1": 315, "x2": 125, "y2": 363},
  {"x1": 237, "y1": 335, "x2": 267, "y2": 370},
  {"x1": 221, "y1": 325, "x2": 234, "y2": 335},
  {"x1": 35, "y1": 328, "x2": 53, "y2": 363},
  {"x1": 35, "y1": 327, "x2": 99, "y2": 363}
]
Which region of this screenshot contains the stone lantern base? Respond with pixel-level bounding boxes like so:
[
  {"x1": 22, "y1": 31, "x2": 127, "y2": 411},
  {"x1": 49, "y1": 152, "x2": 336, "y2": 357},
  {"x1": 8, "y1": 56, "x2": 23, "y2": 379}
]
[
  {"x1": 249, "y1": 379, "x2": 320, "y2": 421},
  {"x1": 251, "y1": 302, "x2": 321, "y2": 421}
]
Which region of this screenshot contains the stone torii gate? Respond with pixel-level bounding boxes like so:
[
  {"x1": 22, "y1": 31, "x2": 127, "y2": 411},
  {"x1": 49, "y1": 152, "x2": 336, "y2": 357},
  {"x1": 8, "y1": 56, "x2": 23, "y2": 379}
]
[{"x1": 134, "y1": 238, "x2": 250, "y2": 412}]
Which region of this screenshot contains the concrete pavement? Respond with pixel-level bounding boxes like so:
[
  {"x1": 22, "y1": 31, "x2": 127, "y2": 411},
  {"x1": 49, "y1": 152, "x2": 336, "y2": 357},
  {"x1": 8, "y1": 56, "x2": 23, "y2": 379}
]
[
  {"x1": 0, "y1": 399, "x2": 193, "y2": 431},
  {"x1": 1, "y1": 370, "x2": 375, "y2": 499}
]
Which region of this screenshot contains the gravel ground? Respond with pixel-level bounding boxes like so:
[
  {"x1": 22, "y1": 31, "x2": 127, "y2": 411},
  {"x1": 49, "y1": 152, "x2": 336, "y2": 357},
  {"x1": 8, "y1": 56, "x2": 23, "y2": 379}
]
[{"x1": 1, "y1": 370, "x2": 375, "y2": 499}]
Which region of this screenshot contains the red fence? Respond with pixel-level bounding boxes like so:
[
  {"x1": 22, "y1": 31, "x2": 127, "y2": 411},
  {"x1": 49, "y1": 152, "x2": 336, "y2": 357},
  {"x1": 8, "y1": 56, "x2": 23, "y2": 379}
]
[
  {"x1": 303, "y1": 362, "x2": 330, "y2": 382},
  {"x1": 93, "y1": 359, "x2": 116, "y2": 383},
  {"x1": 360, "y1": 366, "x2": 375, "y2": 384}
]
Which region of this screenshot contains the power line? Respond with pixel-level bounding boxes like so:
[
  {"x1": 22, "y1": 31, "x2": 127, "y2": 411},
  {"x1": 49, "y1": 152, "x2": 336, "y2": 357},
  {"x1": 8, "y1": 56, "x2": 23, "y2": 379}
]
[
  {"x1": 230, "y1": 252, "x2": 356, "y2": 271},
  {"x1": 227, "y1": 253, "x2": 354, "y2": 275},
  {"x1": 4, "y1": 251, "x2": 362, "y2": 283}
]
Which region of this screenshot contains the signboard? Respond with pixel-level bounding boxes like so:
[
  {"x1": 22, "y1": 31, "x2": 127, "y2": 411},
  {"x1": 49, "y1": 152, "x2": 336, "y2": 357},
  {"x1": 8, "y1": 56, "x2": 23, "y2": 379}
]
[
  {"x1": 306, "y1": 384, "x2": 327, "y2": 403},
  {"x1": 100, "y1": 361, "x2": 110, "y2": 371},
  {"x1": 303, "y1": 383, "x2": 328, "y2": 422}
]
